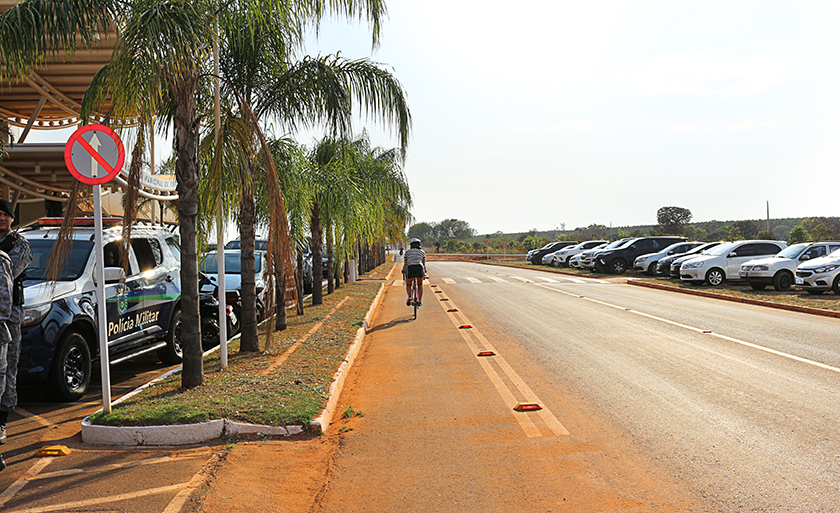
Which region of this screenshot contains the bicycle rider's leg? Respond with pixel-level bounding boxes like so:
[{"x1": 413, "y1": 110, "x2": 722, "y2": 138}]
[{"x1": 416, "y1": 278, "x2": 424, "y2": 304}]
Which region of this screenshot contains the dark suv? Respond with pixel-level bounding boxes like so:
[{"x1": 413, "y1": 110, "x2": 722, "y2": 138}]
[
  {"x1": 594, "y1": 236, "x2": 687, "y2": 274},
  {"x1": 527, "y1": 241, "x2": 578, "y2": 265}
]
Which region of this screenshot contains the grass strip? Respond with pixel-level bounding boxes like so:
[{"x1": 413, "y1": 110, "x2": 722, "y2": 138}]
[{"x1": 88, "y1": 263, "x2": 394, "y2": 429}]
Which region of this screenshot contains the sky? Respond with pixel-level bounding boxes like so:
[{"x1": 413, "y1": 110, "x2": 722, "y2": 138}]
[
  {"x1": 299, "y1": 0, "x2": 840, "y2": 235},
  {"x1": 20, "y1": 1, "x2": 840, "y2": 237}
]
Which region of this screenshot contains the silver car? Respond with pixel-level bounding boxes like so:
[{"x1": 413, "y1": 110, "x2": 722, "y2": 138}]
[{"x1": 794, "y1": 248, "x2": 840, "y2": 295}]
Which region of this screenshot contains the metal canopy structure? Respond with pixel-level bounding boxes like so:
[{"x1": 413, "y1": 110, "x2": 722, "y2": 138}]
[{"x1": 0, "y1": 0, "x2": 177, "y2": 223}]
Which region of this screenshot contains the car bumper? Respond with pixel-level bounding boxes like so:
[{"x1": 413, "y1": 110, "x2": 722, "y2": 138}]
[
  {"x1": 795, "y1": 271, "x2": 834, "y2": 291},
  {"x1": 633, "y1": 262, "x2": 650, "y2": 273},
  {"x1": 680, "y1": 268, "x2": 704, "y2": 281},
  {"x1": 739, "y1": 270, "x2": 773, "y2": 285}
]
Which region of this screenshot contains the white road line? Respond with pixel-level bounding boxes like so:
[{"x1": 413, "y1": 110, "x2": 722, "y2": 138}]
[
  {"x1": 487, "y1": 276, "x2": 507, "y2": 283},
  {"x1": 536, "y1": 277, "x2": 558, "y2": 283},
  {"x1": 0, "y1": 458, "x2": 53, "y2": 508},
  {"x1": 465, "y1": 277, "x2": 482, "y2": 283},
  {"x1": 436, "y1": 288, "x2": 569, "y2": 438},
  {"x1": 29, "y1": 453, "x2": 211, "y2": 481},
  {"x1": 534, "y1": 283, "x2": 840, "y2": 376},
  {"x1": 163, "y1": 453, "x2": 222, "y2": 513},
  {"x1": 14, "y1": 407, "x2": 52, "y2": 428},
  {"x1": 509, "y1": 276, "x2": 532, "y2": 283},
  {"x1": 442, "y1": 278, "x2": 456, "y2": 284},
  {"x1": 12, "y1": 483, "x2": 188, "y2": 513}
]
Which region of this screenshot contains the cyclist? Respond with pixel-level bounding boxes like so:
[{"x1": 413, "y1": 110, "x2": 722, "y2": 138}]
[{"x1": 403, "y1": 238, "x2": 426, "y2": 307}]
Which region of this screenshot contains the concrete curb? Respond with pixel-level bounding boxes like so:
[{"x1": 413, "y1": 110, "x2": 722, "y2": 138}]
[
  {"x1": 309, "y1": 265, "x2": 394, "y2": 433},
  {"x1": 628, "y1": 279, "x2": 840, "y2": 319},
  {"x1": 81, "y1": 267, "x2": 395, "y2": 446}
]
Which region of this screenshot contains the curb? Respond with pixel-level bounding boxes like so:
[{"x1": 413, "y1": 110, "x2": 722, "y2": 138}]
[
  {"x1": 81, "y1": 267, "x2": 394, "y2": 446},
  {"x1": 628, "y1": 280, "x2": 840, "y2": 319},
  {"x1": 309, "y1": 265, "x2": 395, "y2": 433}
]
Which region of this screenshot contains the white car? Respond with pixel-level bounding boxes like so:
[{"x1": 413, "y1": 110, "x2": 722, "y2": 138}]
[
  {"x1": 633, "y1": 241, "x2": 704, "y2": 276},
  {"x1": 740, "y1": 242, "x2": 840, "y2": 291},
  {"x1": 549, "y1": 240, "x2": 608, "y2": 267},
  {"x1": 794, "y1": 248, "x2": 840, "y2": 295},
  {"x1": 680, "y1": 240, "x2": 788, "y2": 286}
]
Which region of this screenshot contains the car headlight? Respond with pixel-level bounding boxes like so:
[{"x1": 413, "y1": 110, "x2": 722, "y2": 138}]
[
  {"x1": 752, "y1": 265, "x2": 769, "y2": 271},
  {"x1": 22, "y1": 303, "x2": 51, "y2": 327},
  {"x1": 815, "y1": 264, "x2": 840, "y2": 273},
  {"x1": 636, "y1": 256, "x2": 648, "y2": 263},
  {"x1": 683, "y1": 261, "x2": 704, "y2": 269}
]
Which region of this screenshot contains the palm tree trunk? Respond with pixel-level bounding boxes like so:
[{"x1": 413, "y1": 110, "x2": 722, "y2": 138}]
[
  {"x1": 275, "y1": 266, "x2": 287, "y2": 330},
  {"x1": 172, "y1": 72, "x2": 203, "y2": 389},
  {"x1": 295, "y1": 251, "x2": 304, "y2": 315},
  {"x1": 311, "y1": 202, "x2": 323, "y2": 305},
  {"x1": 239, "y1": 167, "x2": 259, "y2": 352},
  {"x1": 326, "y1": 224, "x2": 335, "y2": 294}
]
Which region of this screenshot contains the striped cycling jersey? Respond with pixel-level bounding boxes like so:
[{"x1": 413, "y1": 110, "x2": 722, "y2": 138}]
[{"x1": 404, "y1": 247, "x2": 426, "y2": 266}]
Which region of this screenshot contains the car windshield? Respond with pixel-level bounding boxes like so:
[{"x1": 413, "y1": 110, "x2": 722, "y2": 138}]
[
  {"x1": 705, "y1": 242, "x2": 738, "y2": 256},
  {"x1": 25, "y1": 238, "x2": 94, "y2": 282},
  {"x1": 828, "y1": 248, "x2": 840, "y2": 258},
  {"x1": 775, "y1": 244, "x2": 809, "y2": 259},
  {"x1": 200, "y1": 252, "x2": 262, "y2": 274},
  {"x1": 604, "y1": 239, "x2": 629, "y2": 249}
]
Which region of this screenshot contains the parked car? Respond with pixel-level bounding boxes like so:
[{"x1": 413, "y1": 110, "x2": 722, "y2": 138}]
[
  {"x1": 549, "y1": 240, "x2": 608, "y2": 267},
  {"x1": 794, "y1": 248, "x2": 840, "y2": 295},
  {"x1": 200, "y1": 249, "x2": 268, "y2": 327},
  {"x1": 528, "y1": 241, "x2": 578, "y2": 265},
  {"x1": 225, "y1": 238, "x2": 268, "y2": 251},
  {"x1": 20, "y1": 218, "x2": 183, "y2": 401},
  {"x1": 633, "y1": 241, "x2": 704, "y2": 276},
  {"x1": 579, "y1": 238, "x2": 632, "y2": 270},
  {"x1": 661, "y1": 242, "x2": 726, "y2": 277},
  {"x1": 567, "y1": 252, "x2": 586, "y2": 268},
  {"x1": 680, "y1": 240, "x2": 787, "y2": 286},
  {"x1": 740, "y1": 242, "x2": 840, "y2": 291},
  {"x1": 594, "y1": 236, "x2": 687, "y2": 274}
]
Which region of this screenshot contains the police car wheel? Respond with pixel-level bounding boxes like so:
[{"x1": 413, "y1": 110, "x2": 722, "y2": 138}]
[
  {"x1": 157, "y1": 309, "x2": 183, "y2": 365},
  {"x1": 49, "y1": 330, "x2": 92, "y2": 402}
]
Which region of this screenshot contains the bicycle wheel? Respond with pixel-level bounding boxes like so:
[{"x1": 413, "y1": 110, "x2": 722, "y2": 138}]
[{"x1": 413, "y1": 284, "x2": 418, "y2": 319}]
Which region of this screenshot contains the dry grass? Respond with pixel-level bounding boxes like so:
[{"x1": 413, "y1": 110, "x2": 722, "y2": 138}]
[{"x1": 87, "y1": 263, "x2": 393, "y2": 429}]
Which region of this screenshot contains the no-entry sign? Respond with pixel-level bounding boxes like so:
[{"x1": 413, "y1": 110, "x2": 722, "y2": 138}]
[{"x1": 64, "y1": 124, "x2": 125, "y2": 185}]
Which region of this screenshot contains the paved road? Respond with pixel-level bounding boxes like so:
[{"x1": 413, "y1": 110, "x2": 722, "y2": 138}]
[
  {"x1": 0, "y1": 355, "x2": 219, "y2": 512},
  {"x1": 420, "y1": 261, "x2": 840, "y2": 512}
]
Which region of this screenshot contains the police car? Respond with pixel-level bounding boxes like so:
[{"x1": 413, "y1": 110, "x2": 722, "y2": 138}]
[{"x1": 19, "y1": 218, "x2": 183, "y2": 401}]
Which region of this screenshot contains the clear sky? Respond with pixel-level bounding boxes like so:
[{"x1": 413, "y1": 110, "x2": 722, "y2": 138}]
[{"x1": 300, "y1": 0, "x2": 840, "y2": 235}]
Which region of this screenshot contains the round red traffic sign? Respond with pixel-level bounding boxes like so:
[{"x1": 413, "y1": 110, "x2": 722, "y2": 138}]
[{"x1": 64, "y1": 124, "x2": 125, "y2": 185}]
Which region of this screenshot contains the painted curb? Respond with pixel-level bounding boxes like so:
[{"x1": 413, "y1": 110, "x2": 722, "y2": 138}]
[
  {"x1": 81, "y1": 266, "x2": 395, "y2": 445},
  {"x1": 628, "y1": 279, "x2": 840, "y2": 319},
  {"x1": 309, "y1": 268, "x2": 392, "y2": 433}
]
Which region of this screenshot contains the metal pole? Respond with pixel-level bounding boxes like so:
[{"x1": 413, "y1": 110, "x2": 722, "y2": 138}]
[
  {"x1": 215, "y1": 16, "x2": 227, "y2": 368},
  {"x1": 94, "y1": 185, "x2": 111, "y2": 413}
]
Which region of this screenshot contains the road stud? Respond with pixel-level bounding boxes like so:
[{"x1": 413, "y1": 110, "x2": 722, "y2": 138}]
[
  {"x1": 39, "y1": 445, "x2": 71, "y2": 456},
  {"x1": 447, "y1": 308, "x2": 458, "y2": 312},
  {"x1": 513, "y1": 403, "x2": 542, "y2": 412},
  {"x1": 477, "y1": 351, "x2": 496, "y2": 357},
  {"x1": 459, "y1": 325, "x2": 472, "y2": 329}
]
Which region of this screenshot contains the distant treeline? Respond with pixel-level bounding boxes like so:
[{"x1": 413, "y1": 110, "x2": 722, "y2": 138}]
[{"x1": 409, "y1": 216, "x2": 840, "y2": 253}]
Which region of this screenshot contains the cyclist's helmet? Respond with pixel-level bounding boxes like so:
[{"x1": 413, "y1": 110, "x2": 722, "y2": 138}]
[{"x1": 409, "y1": 238, "x2": 421, "y2": 248}]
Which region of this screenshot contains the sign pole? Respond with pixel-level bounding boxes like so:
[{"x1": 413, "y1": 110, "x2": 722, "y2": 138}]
[{"x1": 93, "y1": 185, "x2": 112, "y2": 413}]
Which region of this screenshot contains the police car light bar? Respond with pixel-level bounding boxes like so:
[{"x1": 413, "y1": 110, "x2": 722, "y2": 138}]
[{"x1": 38, "y1": 217, "x2": 123, "y2": 227}]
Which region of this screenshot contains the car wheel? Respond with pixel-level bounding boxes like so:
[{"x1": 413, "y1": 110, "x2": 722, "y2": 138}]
[
  {"x1": 833, "y1": 275, "x2": 840, "y2": 295},
  {"x1": 48, "y1": 329, "x2": 91, "y2": 402},
  {"x1": 773, "y1": 271, "x2": 793, "y2": 292},
  {"x1": 750, "y1": 283, "x2": 767, "y2": 290},
  {"x1": 564, "y1": 256, "x2": 573, "y2": 267},
  {"x1": 157, "y1": 309, "x2": 183, "y2": 365},
  {"x1": 647, "y1": 261, "x2": 660, "y2": 276},
  {"x1": 705, "y1": 268, "x2": 725, "y2": 286},
  {"x1": 609, "y1": 259, "x2": 628, "y2": 274}
]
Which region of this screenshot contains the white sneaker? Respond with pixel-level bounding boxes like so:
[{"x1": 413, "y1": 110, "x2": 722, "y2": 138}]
[{"x1": 0, "y1": 425, "x2": 5, "y2": 445}]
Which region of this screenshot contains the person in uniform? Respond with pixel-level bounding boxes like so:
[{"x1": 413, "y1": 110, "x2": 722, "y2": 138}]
[
  {"x1": 0, "y1": 199, "x2": 31, "y2": 450},
  {"x1": 0, "y1": 246, "x2": 13, "y2": 470}
]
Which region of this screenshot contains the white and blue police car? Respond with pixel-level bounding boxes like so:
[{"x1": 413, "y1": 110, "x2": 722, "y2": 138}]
[{"x1": 19, "y1": 218, "x2": 183, "y2": 401}]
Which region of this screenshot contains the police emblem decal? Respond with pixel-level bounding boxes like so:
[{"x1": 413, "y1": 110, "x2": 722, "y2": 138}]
[{"x1": 117, "y1": 284, "x2": 128, "y2": 315}]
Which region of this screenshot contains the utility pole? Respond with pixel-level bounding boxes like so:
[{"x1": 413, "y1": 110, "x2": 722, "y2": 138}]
[{"x1": 767, "y1": 201, "x2": 770, "y2": 233}]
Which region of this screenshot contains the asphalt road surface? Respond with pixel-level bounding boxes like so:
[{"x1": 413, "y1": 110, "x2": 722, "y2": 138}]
[{"x1": 423, "y1": 261, "x2": 840, "y2": 512}]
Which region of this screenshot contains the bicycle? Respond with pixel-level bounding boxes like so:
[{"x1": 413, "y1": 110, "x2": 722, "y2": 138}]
[{"x1": 409, "y1": 278, "x2": 419, "y2": 319}]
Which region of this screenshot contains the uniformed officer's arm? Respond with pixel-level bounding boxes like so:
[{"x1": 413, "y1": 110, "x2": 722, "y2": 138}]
[
  {"x1": 0, "y1": 256, "x2": 12, "y2": 322},
  {"x1": 8, "y1": 236, "x2": 31, "y2": 278}
]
